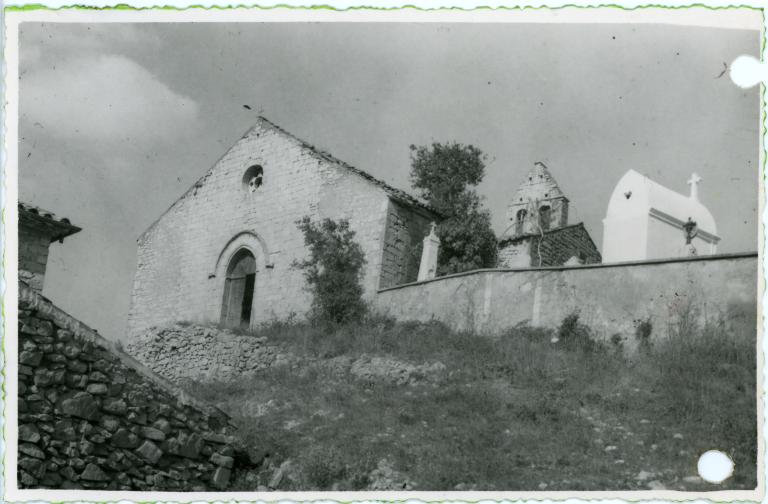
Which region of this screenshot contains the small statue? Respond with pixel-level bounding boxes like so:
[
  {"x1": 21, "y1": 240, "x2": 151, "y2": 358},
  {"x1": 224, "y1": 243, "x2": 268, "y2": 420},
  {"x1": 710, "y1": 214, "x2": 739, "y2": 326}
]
[{"x1": 683, "y1": 217, "x2": 698, "y2": 256}]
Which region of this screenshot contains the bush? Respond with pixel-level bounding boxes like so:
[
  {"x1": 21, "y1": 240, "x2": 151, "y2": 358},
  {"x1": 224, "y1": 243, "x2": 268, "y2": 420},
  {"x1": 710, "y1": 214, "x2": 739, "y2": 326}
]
[
  {"x1": 303, "y1": 446, "x2": 348, "y2": 489},
  {"x1": 293, "y1": 216, "x2": 367, "y2": 324},
  {"x1": 609, "y1": 333, "x2": 624, "y2": 351},
  {"x1": 634, "y1": 317, "x2": 653, "y2": 352},
  {"x1": 556, "y1": 311, "x2": 600, "y2": 352}
]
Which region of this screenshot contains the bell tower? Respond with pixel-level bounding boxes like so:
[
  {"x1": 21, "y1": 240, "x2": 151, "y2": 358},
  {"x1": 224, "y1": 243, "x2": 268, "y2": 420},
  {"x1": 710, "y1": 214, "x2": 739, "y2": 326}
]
[{"x1": 506, "y1": 162, "x2": 569, "y2": 237}]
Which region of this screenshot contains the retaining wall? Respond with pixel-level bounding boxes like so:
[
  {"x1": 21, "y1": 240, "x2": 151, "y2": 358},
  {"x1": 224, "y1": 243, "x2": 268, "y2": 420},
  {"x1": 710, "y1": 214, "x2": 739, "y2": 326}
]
[
  {"x1": 125, "y1": 324, "x2": 295, "y2": 384},
  {"x1": 373, "y1": 253, "x2": 758, "y2": 340},
  {"x1": 17, "y1": 284, "x2": 251, "y2": 491}
]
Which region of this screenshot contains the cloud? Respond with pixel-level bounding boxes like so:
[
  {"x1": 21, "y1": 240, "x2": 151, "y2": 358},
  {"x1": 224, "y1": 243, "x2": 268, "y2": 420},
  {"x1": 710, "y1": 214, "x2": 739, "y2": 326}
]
[
  {"x1": 21, "y1": 54, "x2": 199, "y2": 147},
  {"x1": 20, "y1": 23, "x2": 162, "y2": 71}
]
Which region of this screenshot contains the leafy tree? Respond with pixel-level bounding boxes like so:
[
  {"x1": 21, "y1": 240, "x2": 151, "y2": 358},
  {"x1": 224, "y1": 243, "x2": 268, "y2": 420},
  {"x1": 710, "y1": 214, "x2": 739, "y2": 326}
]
[
  {"x1": 409, "y1": 142, "x2": 497, "y2": 274},
  {"x1": 293, "y1": 216, "x2": 367, "y2": 324}
]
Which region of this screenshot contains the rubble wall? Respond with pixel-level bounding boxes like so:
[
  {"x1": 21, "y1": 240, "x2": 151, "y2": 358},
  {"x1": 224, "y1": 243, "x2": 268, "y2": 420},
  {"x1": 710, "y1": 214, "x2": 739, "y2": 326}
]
[{"x1": 17, "y1": 285, "x2": 249, "y2": 491}]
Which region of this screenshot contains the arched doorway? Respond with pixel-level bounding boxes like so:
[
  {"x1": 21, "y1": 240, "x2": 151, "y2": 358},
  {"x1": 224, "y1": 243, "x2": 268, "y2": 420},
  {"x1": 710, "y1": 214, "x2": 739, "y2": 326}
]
[{"x1": 220, "y1": 248, "x2": 256, "y2": 329}]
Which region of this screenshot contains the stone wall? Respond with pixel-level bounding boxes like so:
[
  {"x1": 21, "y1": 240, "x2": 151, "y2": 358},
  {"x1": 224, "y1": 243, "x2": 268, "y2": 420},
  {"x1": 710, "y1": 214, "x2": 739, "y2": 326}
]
[
  {"x1": 380, "y1": 200, "x2": 434, "y2": 289},
  {"x1": 17, "y1": 285, "x2": 252, "y2": 491},
  {"x1": 374, "y1": 253, "x2": 758, "y2": 342},
  {"x1": 128, "y1": 117, "x2": 434, "y2": 339},
  {"x1": 529, "y1": 223, "x2": 601, "y2": 266},
  {"x1": 496, "y1": 239, "x2": 530, "y2": 268},
  {"x1": 498, "y1": 223, "x2": 601, "y2": 268},
  {"x1": 125, "y1": 324, "x2": 295, "y2": 384}
]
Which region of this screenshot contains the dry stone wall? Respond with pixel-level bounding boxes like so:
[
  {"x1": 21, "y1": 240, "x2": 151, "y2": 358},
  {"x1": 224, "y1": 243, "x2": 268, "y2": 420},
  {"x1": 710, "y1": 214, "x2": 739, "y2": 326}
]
[
  {"x1": 126, "y1": 324, "x2": 295, "y2": 384},
  {"x1": 17, "y1": 285, "x2": 254, "y2": 491}
]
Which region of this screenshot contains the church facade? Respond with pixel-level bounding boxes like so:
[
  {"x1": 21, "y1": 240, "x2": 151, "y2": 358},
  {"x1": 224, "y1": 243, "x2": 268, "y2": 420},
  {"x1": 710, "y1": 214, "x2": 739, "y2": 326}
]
[
  {"x1": 127, "y1": 117, "x2": 437, "y2": 335},
  {"x1": 497, "y1": 162, "x2": 601, "y2": 268}
]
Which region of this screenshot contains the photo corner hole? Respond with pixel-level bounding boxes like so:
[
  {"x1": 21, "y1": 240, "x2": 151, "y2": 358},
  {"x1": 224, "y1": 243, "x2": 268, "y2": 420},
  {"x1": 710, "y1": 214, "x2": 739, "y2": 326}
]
[
  {"x1": 697, "y1": 450, "x2": 734, "y2": 484},
  {"x1": 730, "y1": 55, "x2": 766, "y2": 89}
]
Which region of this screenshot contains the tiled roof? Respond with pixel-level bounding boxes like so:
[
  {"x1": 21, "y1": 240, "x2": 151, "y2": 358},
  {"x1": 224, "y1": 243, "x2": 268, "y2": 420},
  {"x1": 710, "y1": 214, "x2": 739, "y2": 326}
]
[
  {"x1": 19, "y1": 202, "x2": 69, "y2": 223},
  {"x1": 498, "y1": 222, "x2": 590, "y2": 246},
  {"x1": 19, "y1": 201, "x2": 81, "y2": 241}
]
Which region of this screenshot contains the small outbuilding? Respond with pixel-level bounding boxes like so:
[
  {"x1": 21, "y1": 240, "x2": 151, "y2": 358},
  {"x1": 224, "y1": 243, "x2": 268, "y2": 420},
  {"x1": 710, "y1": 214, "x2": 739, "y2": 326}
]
[
  {"x1": 601, "y1": 169, "x2": 720, "y2": 263},
  {"x1": 18, "y1": 202, "x2": 81, "y2": 292}
]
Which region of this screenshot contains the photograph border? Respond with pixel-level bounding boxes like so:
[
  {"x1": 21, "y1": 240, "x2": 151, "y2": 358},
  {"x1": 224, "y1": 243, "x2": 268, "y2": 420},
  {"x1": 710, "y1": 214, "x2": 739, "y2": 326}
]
[{"x1": 2, "y1": 2, "x2": 765, "y2": 502}]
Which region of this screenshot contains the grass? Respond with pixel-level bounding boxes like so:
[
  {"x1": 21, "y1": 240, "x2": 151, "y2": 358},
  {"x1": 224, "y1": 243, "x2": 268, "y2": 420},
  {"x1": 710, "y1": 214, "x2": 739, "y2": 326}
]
[{"x1": 183, "y1": 310, "x2": 757, "y2": 491}]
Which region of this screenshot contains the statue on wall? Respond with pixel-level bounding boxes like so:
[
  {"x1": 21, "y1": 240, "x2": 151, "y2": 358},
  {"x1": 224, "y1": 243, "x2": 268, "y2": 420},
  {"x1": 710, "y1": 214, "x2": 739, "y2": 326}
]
[{"x1": 683, "y1": 217, "x2": 698, "y2": 256}]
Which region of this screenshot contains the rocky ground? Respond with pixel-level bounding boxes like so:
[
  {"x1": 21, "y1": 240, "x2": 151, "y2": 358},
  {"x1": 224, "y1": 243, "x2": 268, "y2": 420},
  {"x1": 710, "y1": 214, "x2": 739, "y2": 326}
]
[{"x1": 130, "y1": 320, "x2": 757, "y2": 491}]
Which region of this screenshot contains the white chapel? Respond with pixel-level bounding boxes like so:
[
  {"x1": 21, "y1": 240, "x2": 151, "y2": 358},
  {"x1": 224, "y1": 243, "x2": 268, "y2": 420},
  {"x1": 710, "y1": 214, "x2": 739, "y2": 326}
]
[{"x1": 602, "y1": 169, "x2": 720, "y2": 263}]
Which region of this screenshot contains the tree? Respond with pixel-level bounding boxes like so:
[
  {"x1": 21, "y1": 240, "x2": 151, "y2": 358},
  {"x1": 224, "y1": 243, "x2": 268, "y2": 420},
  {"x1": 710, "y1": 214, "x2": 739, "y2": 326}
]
[
  {"x1": 409, "y1": 142, "x2": 497, "y2": 274},
  {"x1": 293, "y1": 216, "x2": 367, "y2": 323}
]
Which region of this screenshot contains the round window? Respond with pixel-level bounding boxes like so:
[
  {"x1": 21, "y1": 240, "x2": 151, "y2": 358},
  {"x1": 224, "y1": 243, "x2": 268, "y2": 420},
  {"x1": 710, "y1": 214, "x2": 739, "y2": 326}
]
[{"x1": 242, "y1": 165, "x2": 264, "y2": 192}]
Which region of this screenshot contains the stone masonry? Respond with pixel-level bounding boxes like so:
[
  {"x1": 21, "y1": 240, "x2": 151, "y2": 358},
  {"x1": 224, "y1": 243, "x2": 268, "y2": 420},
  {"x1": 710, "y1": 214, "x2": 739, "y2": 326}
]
[
  {"x1": 380, "y1": 200, "x2": 434, "y2": 288},
  {"x1": 127, "y1": 117, "x2": 437, "y2": 338},
  {"x1": 17, "y1": 284, "x2": 254, "y2": 491},
  {"x1": 498, "y1": 163, "x2": 599, "y2": 268},
  {"x1": 125, "y1": 323, "x2": 296, "y2": 384},
  {"x1": 498, "y1": 223, "x2": 601, "y2": 268},
  {"x1": 18, "y1": 202, "x2": 81, "y2": 292}
]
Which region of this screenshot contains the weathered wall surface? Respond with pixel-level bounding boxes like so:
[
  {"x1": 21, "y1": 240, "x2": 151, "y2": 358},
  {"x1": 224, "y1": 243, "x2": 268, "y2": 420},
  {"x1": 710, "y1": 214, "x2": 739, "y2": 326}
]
[
  {"x1": 17, "y1": 286, "x2": 249, "y2": 491},
  {"x1": 19, "y1": 227, "x2": 50, "y2": 292},
  {"x1": 646, "y1": 214, "x2": 718, "y2": 259},
  {"x1": 373, "y1": 254, "x2": 757, "y2": 340},
  {"x1": 496, "y1": 239, "x2": 530, "y2": 268},
  {"x1": 126, "y1": 324, "x2": 295, "y2": 384},
  {"x1": 380, "y1": 200, "x2": 434, "y2": 289},
  {"x1": 127, "y1": 119, "x2": 426, "y2": 338}
]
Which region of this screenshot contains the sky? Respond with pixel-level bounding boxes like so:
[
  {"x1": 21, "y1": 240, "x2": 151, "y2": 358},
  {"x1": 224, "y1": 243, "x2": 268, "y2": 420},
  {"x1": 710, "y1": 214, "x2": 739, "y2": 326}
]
[{"x1": 17, "y1": 20, "x2": 761, "y2": 340}]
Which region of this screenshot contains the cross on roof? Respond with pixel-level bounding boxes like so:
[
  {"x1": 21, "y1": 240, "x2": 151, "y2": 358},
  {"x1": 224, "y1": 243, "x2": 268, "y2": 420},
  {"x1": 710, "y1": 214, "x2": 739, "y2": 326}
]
[{"x1": 687, "y1": 173, "x2": 702, "y2": 201}]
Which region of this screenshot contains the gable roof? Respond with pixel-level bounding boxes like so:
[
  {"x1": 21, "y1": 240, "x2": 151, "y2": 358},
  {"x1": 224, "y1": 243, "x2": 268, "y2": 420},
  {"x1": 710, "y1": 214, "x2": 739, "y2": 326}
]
[
  {"x1": 254, "y1": 117, "x2": 437, "y2": 215},
  {"x1": 140, "y1": 117, "x2": 440, "y2": 239},
  {"x1": 510, "y1": 161, "x2": 567, "y2": 205},
  {"x1": 606, "y1": 169, "x2": 717, "y2": 237}
]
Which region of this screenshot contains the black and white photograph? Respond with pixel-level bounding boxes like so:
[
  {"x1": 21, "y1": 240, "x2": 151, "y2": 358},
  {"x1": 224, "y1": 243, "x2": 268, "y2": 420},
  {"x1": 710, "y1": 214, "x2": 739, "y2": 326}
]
[{"x1": 4, "y1": 5, "x2": 764, "y2": 499}]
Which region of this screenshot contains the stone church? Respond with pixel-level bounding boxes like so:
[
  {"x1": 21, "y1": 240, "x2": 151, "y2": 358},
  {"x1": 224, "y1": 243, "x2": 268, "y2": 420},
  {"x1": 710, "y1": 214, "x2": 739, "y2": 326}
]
[
  {"x1": 127, "y1": 118, "x2": 607, "y2": 334},
  {"x1": 127, "y1": 117, "x2": 439, "y2": 334},
  {"x1": 497, "y1": 162, "x2": 601, "y2": 268}
]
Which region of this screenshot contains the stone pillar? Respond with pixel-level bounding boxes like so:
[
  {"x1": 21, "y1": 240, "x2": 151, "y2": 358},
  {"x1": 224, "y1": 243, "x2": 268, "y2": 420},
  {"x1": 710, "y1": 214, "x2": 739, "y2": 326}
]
[{"x1": 417, "y1": 223, "x2": 440, "y2": 282}]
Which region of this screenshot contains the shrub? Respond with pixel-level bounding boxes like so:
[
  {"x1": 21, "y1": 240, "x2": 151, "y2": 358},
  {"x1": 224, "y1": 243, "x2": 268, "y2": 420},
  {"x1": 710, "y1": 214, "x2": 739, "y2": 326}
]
[
  {"x1": 609, "y1": 333, "x2": 623, "y2": 351},
  {"x1": 634, "y1": 317, "x2": 653, "y2": 352},
  {"x1": 556, "y1": 311, "x2": 600, "y2": 352},
  {"x1": 293, "y1": 216, "x2": 367, "y2": 324},
  {"x1": 303, "y1": 446, "x2": 348, "y2": 489}
]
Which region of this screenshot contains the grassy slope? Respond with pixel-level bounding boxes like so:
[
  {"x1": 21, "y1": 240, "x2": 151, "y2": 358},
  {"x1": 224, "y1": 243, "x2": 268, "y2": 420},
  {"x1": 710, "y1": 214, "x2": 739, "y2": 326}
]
[{"x1": 186, "y1": 314, "x2": 757, "y2": 491}]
